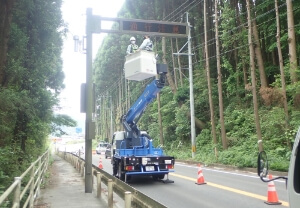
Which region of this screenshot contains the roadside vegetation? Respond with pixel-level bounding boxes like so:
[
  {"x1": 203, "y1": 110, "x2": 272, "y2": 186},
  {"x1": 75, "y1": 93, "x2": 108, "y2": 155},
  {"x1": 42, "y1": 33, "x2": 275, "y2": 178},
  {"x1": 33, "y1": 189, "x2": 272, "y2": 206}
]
[
  {"x1": 0, "y1": 0, "x2": 75, "y2": 194},
  {"x1": 141, "y1": 87, "x2": 295, "y2": 172}
]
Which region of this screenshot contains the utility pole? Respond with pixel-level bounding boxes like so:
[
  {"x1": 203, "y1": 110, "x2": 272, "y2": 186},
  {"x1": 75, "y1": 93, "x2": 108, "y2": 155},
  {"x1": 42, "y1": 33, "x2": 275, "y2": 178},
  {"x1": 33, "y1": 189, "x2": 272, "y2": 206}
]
[
  {"x1": 187, "y1": 13, "x2": 196, "y2": 159},
  {"x1": 84, "y1": 8, "x2": 94, "y2": 193},
  {"x1": 110, "y1": 96, "x2": 113, "y2": 141},
  {"x1": 173, "y1": 13, "x2": 195, "y2": 158}
]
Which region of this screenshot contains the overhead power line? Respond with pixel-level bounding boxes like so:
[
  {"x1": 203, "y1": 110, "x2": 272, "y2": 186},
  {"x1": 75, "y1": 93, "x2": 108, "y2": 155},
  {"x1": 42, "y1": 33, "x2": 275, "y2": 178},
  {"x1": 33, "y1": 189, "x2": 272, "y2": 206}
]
[{"x1": 98, "y1": 3, "x2": 299, "y2": 96}]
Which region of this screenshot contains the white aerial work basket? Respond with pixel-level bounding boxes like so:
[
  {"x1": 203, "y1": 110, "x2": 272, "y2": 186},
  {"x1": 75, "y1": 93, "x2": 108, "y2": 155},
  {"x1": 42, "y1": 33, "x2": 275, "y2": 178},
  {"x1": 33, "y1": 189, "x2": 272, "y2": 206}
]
[{"x1": 124, "y1": 50, "x2": 157, "y2": 81}]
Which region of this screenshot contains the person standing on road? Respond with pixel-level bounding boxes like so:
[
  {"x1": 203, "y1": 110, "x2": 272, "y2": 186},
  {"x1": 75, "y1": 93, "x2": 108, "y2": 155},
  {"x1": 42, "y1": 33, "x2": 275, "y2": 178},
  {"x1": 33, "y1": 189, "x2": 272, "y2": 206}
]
[
  {"x1": 139, "y1": 35, "x2": 153, "y2": 51},
  {"x1": 126, "y1": 36, "x2": 139, "y2": 55}
]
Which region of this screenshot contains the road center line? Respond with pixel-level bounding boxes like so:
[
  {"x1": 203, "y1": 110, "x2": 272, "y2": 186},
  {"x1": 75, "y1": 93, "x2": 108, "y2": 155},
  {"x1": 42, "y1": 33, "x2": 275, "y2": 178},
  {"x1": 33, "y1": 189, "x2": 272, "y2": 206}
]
[{"x1": 169, "y1": 173, "x2": 289, "y2": 207}]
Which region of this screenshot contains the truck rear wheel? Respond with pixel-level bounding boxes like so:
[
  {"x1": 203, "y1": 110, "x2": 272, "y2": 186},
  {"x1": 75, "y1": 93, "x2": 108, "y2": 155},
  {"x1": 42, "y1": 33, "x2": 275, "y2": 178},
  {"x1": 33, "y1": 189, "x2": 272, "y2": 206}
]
[
  {"x1": 118, "y1": 163, "x2": 125, "y2": 181},
  {"x1": 112, "y1": 163, "x2": 117, "y2": 176}
]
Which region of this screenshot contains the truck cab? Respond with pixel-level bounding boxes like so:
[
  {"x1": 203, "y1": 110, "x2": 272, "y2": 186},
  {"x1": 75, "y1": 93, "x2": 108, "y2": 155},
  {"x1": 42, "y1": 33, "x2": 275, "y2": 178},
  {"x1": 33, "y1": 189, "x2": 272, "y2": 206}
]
[
  {"x1": 257, "y1": 127, "x2": 300, "y2": 207},
  {"x1": 111, "y1": 131, "x2": 125, "y2": 156},
  {"x1": 112, "y1": 131, "x2": 149, "y2": 152}
]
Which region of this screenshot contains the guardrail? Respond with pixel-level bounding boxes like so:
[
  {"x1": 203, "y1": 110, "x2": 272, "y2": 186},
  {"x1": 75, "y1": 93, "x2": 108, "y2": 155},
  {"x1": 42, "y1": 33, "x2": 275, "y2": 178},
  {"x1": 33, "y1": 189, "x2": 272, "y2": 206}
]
[
  {"x1": 58, "y1": 151, "x2": 167, "y2": 208},
  {"x1": 0, "y1": 150, "x2": 49, "y2": 208}
]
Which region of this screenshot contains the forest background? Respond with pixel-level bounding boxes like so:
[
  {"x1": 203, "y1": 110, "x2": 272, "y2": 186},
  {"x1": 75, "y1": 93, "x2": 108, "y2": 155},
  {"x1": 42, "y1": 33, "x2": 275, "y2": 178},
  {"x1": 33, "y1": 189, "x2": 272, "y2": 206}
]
[
  {"x1": 95, "y1": 0, "x2": 300, "y2": 172},
  {"x1": 1, "y1": 0, "x2": 300, "y2": 195}
]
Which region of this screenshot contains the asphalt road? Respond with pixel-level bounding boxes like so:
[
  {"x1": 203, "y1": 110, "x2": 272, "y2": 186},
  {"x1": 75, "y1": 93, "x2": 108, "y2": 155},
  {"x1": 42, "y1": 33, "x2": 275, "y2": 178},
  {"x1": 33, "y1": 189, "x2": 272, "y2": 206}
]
[
  {"x1": 57, "y1": 142, "x2": 289, "y2": 208},
  {"x1": 92, "y1": 153, "x2": 289, "y2": 208}
]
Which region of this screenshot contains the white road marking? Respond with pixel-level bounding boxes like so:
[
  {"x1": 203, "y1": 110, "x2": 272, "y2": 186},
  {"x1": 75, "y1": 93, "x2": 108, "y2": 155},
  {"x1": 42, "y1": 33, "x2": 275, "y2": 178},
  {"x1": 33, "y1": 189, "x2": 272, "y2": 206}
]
[{"x1": 175, "y1": 162, "x2": 287, "y2": 183}]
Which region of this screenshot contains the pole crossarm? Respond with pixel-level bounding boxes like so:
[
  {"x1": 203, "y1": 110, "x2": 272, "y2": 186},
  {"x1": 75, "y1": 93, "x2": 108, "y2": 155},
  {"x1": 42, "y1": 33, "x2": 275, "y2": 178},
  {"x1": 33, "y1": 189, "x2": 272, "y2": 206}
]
[
  {"x1": 90, "y1": 15, "x2": 188, "y2": 38},
  {"x1": 173, "y1": 40, "x2": 194, "y2": 56}
]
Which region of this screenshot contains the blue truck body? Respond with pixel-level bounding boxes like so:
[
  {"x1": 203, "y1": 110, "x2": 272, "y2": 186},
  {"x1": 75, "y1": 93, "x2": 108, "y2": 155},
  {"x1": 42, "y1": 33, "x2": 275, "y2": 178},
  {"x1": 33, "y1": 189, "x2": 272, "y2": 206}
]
[{"x1": 112, "y1": 63, "x2": 175, "y2": 182}]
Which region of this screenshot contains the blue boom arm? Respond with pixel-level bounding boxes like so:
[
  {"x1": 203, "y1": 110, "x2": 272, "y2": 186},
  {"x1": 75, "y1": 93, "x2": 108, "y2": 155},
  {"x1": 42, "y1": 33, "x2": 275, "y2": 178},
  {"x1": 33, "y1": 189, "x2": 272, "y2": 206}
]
[{"x1": 122, "y1": 73, "x2": 166, "y2": 139}]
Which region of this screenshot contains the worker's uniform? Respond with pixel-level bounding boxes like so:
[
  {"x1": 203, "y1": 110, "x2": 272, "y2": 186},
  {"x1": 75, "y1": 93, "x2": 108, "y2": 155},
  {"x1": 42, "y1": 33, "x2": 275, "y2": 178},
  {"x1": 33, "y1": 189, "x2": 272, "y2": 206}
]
[
  {"x1": 126, "y1": 44, "x2": 138, "y2": 55},
  {"x1": 139, "y1": 39, "x2": 153, "y2": 51}
]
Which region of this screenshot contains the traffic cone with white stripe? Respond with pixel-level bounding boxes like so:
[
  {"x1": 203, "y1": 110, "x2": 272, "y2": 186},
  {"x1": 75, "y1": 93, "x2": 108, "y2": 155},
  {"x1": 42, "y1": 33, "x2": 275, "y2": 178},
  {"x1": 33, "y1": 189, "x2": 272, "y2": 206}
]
[
  {"x1": 98, "y1": 156, "x2": 103, "y2": 169},
  {"x1": 265, "y1": 174, "x2": 281, "y2": 205},
  {"x1": 195, "y1": 164, "x2": 206, "y2": 185}
]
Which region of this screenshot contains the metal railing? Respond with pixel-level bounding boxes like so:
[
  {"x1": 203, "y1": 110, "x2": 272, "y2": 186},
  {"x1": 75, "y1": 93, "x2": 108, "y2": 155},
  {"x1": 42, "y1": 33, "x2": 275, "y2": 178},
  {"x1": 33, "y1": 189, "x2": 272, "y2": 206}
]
[
  {"x1": 58, "y1": 151, "x2": 167, "y2": 208},
  {"x1": 0, "y1": 150, "x2": 49, "y2": 208}
]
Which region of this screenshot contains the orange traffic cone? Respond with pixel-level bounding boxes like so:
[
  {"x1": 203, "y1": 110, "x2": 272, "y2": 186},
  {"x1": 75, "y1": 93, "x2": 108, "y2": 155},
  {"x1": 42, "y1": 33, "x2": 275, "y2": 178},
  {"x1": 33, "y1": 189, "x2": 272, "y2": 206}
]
[
  {"x1": 195, "y1": 164, "x2": 206, "y2": 185},
  {"x1": 265, "y1": 174, "x2": 281, "y2": 205},
  {"x1": 98, "y1": 157, "x2": 103, "y2": 169}
]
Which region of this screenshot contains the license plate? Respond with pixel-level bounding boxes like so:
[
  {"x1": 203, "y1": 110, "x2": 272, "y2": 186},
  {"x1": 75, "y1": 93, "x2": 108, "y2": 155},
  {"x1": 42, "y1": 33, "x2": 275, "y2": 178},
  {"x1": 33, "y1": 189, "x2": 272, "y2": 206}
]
[{"x1": 145, "y1": 166, "x2": 154, "y2": 171}]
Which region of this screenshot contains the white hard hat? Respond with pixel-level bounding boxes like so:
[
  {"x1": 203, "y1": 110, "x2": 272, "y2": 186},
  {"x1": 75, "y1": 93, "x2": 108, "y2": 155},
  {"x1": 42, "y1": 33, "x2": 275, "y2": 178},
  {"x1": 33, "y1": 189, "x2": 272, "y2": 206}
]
[{"x1": 130, "y1": 37, "x2": 136, "y2": 41}]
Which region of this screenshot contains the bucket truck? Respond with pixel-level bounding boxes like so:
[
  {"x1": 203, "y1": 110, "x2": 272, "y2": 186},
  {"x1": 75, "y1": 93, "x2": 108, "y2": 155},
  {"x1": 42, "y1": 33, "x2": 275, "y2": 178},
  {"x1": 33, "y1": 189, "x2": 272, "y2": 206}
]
[{"x1": 111, "y1": 51, "x2": 175, "y2": 183}]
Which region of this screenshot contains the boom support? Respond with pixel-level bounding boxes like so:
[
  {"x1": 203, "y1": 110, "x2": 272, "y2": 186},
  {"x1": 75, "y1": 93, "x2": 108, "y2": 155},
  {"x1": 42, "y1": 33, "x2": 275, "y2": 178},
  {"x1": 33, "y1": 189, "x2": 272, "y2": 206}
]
[{"x1": 122, "y1": 65, "x2": 167, "y2": 140}]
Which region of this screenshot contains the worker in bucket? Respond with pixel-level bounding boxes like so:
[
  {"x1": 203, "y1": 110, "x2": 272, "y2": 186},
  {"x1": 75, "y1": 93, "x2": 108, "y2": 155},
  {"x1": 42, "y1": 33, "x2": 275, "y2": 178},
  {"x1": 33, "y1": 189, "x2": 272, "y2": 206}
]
[
  {"x1": 126, "y1": 36, "x2": 139, "y2": 55},
  {"x1": 139, "y1": 35, "x2": 153, "y2": 51}
]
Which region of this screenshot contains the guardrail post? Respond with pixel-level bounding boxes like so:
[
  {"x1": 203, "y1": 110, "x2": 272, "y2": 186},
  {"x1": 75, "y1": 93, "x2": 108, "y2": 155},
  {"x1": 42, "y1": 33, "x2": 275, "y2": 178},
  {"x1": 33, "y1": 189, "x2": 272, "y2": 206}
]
[
  {"x1": 92, "y1": 168, "x2": 94, "y2": 186},
  {"x1": 29, "y1": 163, "x2": 35, "y2": 207},
  {"x1": 13, "y1": 177, "x2": 21, "y2": 208},
  {"x1": 108, "y1": 179, "x2": 113, "y2": 208},
  {"x1": 36, "y1": 157, "x2": 42, "y2": 197},
  {"x1": 97, "y1": 172, "x2": 101, "y2": 198},
  {"x1": 78, "y1": 157, "x2": 81, "y2": 171},
  {"x1": 125, "y1": 191, "x2": 132, "y2": 208},
  {"x1": 47, "y1": 150, "x2": 50, "y2": 170},
  {"x1": 75, "y1": 158, "x2": 78, "y2": 171},
  {"x1": 77, "y1": 150, "x2": 81, "y2": 170},
  {"x1": 72, "y1": 155, "x2": 75, "y2": 167},
  {"x1": 81, "y1": 162, "x2": 84, "y2": 177},
  {"x1": 78, "y1": 158, "x2": 80, "y2": 170},
  {"x1": 64, "y1": 147, "x2": 66, "y2": 159}
]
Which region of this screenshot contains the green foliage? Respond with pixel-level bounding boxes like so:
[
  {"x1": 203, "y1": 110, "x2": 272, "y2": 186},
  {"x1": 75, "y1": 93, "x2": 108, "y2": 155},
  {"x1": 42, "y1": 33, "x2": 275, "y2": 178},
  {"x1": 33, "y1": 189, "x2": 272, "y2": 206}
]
[
  {"x1": 167, "y1": 107, "x2": 292, "y2": 171},
  {"x1": 260, "y1": 108, "x2": 286, "y2": 141},
  {"x1": 218, "y1": 137, "x2": 258, "y2": 168},
  {"x1": 175, "y1": 104, "x2": 190, "y2": 140},
  {"x1": 51, "y1": 114, "x2": 77, "y2": 137},
  {"x1": 92, "y1": 0, "x2": 300, "y2": 172},
  {"x1": 225, "y1": 108, "x2": 256, "y2": 140},
  {"x1": 0, "y1": 0, "x2": 66, "y2": 193},
  {"x1": 174, "y1": 86, "x2": 189, "y2": 103},
  {"x1": 194, "y1": 129, "x2": 218, "y2": 164}
]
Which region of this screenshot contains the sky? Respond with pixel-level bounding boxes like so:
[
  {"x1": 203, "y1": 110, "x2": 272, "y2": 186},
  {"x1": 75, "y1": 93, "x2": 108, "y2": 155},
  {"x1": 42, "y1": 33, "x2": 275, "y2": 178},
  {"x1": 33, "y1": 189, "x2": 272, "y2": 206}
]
[{"x1": 59, "y1": 0, "x2": 125, "y2": 131}]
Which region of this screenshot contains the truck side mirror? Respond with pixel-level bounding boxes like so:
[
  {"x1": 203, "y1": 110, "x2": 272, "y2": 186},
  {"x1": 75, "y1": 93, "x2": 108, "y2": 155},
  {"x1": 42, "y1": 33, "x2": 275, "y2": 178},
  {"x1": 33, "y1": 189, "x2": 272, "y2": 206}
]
[
  {"x1": 257, "y1": 151, "x2": 269, "y2": 178},
  {"x1": 257, "y1": 150, "x2": 288, "y2": 184}
]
